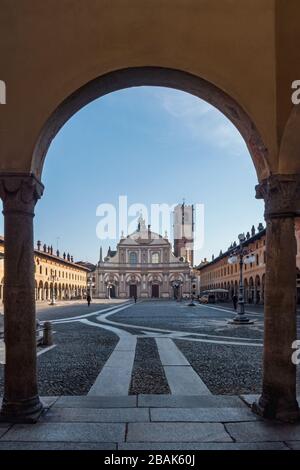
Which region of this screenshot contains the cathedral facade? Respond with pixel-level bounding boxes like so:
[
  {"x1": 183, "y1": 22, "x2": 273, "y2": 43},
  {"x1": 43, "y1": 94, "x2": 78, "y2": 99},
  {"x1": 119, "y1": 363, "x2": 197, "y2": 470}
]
[{"x1": 94, "y1": 217, "x2": 191, "y2": 299}]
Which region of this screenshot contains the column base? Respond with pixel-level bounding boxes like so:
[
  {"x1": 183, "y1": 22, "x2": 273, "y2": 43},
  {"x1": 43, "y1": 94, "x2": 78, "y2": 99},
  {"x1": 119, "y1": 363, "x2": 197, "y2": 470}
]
[
  {"x1": 0, "y1": 395, "x2": 44, "y2": 423},
  {"x1": 228, "y1": 315, "x2": 254, "y2": 325},
  {"x1": 252, "y1": 394, "x2": 300, "y2": 423}
]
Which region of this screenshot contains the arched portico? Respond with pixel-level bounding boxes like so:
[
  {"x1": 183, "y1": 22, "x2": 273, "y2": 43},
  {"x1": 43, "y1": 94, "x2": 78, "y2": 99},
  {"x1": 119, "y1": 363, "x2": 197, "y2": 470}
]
[
  {"x1": 38, "y1": 281, "x2": 43, "y2": 301},
  {"x1": 0, "y1": 62, "x2": 299, "y2": 425},
  {"x1": 248, "y1": 277, "x2": 254, "y2": 303},
  {"x1": 255, "y1": 275, "x2": 261, "y2": 304}
]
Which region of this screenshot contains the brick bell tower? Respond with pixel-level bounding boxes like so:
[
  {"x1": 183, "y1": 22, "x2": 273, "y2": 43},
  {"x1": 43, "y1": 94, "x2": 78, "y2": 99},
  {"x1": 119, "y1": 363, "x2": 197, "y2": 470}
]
[{"x1": 173, "y1": 201, "x2": 194, "y2": 266}]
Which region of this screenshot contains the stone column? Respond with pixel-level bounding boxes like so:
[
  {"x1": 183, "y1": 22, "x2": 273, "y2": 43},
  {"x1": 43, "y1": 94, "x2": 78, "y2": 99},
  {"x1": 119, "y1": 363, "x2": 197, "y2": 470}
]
[
  {"x1": 0, "y1": 173, "x2": 44, "y2": 422},
  {"x1": 253, "y1": 175, "x2": 300, "y2": 422}
]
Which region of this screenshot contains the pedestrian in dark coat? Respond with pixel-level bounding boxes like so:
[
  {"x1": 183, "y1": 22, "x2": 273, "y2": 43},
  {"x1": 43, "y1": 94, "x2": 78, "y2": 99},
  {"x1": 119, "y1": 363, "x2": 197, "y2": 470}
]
[{"x1": 232, "y1": 294, "x2": 238, "y2": 311}]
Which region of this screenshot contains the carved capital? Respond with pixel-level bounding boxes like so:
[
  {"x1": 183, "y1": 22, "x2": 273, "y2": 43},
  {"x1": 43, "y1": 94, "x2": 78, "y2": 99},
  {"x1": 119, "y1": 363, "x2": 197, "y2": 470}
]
[
  {"x1": 0, "y1": 173, "x2": 44, "y2": 216},
  {"x1": 255, "y1": 174, "x2": 300, "y2": 219}
]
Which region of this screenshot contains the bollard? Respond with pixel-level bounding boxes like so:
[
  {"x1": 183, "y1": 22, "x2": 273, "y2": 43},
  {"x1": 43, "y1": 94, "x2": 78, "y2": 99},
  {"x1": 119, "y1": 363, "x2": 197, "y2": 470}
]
[{"x1": 43, "y1": 321, "x2": 53, "y2": 346}]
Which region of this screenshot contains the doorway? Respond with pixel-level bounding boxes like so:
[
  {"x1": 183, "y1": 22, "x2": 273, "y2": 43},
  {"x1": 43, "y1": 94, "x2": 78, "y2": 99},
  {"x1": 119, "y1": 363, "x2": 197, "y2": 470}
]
[
  {"x1": 129, "y1": 284, "x2": 137, "y2": 298},
  {"x1": 152, "y1": 284, "x2": 159, "y2": 298}
]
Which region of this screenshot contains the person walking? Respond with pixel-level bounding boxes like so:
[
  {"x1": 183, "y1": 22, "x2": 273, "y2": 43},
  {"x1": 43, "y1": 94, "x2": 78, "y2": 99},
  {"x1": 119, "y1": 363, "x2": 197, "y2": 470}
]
[
  {"x1": 87, "y1": 293, "x2": 91, "y2": 307},
  {"x1": 134, "y1": 294, "x2": 137, "y2": 303},
  {"x1": 232, "y1": 293, "x2": 238, "y2": 311}
]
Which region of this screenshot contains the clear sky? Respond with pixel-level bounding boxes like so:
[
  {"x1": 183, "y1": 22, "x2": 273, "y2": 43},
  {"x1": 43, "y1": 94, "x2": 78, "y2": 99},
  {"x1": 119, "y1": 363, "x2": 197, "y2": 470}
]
[{"x1": 0, "y1": 87, "x2": 264, "y2": 265}]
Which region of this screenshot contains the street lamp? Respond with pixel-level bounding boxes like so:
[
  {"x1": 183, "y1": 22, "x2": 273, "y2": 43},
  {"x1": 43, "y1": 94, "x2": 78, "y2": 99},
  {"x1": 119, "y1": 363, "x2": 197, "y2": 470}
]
[
  {"x1": 172, "y1": 279, "x2": 183, "y2": 301},
  {"x1": 48, "y1": 270, "x2": 58, "y2": 306},
  {"x1": 188, "y1": 275, "x2": 196, "y2": 306},
  {"x1": 228, "y1": 233, "x2": 255, "y2": 324},
  {"x1": 87, "y1": 277, "x2": 94, "y2": 299}
]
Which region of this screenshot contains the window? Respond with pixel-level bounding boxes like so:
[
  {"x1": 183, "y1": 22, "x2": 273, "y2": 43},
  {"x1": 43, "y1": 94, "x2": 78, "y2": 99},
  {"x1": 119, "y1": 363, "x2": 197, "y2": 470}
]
[
  {"x1": 40, "y1": 266, "x2": 42, "y2": 274},
  {"x1": 129, "y1": 252, "x2": 138, "y2": 265},
  {"x1": 152, "y1": 252, "x2": 159, "y2": 264},
  {"x1": 256, "y1": 254, "x2": 259, "y2": 266}
]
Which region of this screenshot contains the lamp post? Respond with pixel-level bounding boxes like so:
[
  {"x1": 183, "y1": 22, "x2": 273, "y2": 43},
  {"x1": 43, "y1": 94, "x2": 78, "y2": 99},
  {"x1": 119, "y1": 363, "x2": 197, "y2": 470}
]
[
  {"x1": 172, "y1": 279, "x2": 183, "y2": 301},
  {"x1": 188, "y1": 275, "x2": 196, "y2": 306},
  {"x1": 228, "y1": 233, "x2": 255, "y2": 324},
  {"x1": 87, "y1": 277, "x2": 93, "y2": 299},
  {"x1": 48, "y1": 270, "x2": 58, "y2": 306}
]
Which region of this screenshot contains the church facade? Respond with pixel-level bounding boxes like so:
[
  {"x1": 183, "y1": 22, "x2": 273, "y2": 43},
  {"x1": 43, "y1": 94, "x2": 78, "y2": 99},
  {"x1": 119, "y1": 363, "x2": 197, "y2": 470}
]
[{"x1": 94, "y1": 217, "x2": 191, "y2": 299}]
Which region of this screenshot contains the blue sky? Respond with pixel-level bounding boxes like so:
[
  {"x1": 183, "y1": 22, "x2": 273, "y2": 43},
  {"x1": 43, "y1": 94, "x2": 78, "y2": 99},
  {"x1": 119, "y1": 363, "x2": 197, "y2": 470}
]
[{"x1": 0, "y1": 87, "x2": 264, "y2": 265}]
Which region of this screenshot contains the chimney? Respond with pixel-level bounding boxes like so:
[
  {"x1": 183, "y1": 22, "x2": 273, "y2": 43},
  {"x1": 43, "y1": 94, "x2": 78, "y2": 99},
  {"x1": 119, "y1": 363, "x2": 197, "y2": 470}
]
[{"x1": 37, "y1": 240, "x2": 41, "y2": 251}]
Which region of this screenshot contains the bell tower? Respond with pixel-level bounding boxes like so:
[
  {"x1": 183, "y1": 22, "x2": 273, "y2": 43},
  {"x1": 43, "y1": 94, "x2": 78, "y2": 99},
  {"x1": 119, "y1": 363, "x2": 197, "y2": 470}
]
[{"x1": 173, "y1": 201, "x2": 194, "y2": 266}]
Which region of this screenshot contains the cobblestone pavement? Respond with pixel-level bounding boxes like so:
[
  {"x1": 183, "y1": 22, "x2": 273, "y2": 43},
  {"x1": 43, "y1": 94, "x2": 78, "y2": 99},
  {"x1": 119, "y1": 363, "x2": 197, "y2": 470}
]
[
  {"x1": 0, "y1": 300, "x2": 123, "y2": 396},
  {"x1": 2, "y1": 300, "x2": 300, "y2": 451},
  {"x1": 130, "y1": 338, "x2": 170, "y2": 395},
  {"x1": 0, "y1": 300, "x2": 299, "y2": 397},
  {"x1": 37, "y1": 322, "x2": 118, "y2": 395}
]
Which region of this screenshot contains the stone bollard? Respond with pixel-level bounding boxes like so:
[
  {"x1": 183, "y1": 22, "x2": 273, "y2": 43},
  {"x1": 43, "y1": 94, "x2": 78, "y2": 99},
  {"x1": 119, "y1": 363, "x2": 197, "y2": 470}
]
[{"x1": 43, "y1": 321, "x2": 53, "y2": 346}]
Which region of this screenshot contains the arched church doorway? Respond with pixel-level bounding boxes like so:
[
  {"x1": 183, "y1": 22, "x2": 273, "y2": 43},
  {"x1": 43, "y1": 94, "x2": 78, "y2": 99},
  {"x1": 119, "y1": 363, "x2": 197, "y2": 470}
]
[
  {"x1": 151, "y1": 284, "x2": 159, "y2": 298},
  {"x1": 129, "y1": 284, "x2": 137, "y2": 298},
  {"x1": 110, "y1": 285, "x2": 116, "y2": 299}
]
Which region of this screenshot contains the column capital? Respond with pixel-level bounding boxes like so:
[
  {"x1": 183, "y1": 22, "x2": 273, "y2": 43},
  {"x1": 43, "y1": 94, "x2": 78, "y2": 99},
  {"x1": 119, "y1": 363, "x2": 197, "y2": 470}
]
[
  {"x1": 0, "y1": 173, "x2": 44, "y2": 215},
  {"x1": 255, "y1": 174, "x2": 300, "y2": 219}
]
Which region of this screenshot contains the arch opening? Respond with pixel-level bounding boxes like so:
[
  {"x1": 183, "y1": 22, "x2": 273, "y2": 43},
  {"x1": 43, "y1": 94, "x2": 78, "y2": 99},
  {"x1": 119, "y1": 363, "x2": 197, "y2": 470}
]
[{"x1": 32, "y1": 67, "x2": 269, "y2": 180}]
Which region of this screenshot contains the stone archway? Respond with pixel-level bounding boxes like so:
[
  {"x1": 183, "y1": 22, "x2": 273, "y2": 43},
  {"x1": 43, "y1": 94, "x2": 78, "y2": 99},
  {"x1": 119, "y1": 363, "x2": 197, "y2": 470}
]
[
  {"x1": 31, "y1": 67, "x2": 269, "y2": 180},
  {"x1": 0, "y1": 66, "x2": 299, "y2": 424}
]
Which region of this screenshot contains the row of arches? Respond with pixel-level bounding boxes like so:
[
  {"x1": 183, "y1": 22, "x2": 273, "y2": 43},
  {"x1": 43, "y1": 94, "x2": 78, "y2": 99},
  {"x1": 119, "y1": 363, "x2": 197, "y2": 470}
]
[
  {"x1": 99, "y1": 271, "x2": 189, "y2": 299},
  {"x1": 207, "y1": 274, "x2": 265, "y2": 304},
  {"x1": 34, "y1": 280, "x2": 85, "y2": 301}
]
